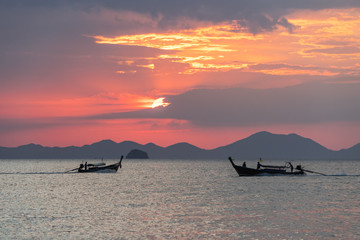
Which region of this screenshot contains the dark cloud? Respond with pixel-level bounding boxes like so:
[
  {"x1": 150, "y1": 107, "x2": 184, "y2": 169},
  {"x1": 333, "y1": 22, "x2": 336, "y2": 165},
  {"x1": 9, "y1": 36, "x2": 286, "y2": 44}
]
[
  {"x1": 249, "y1": 63, "x2": 326, "y2": 71},
  {"x1": 305, "y1": 46, "x2": 360, "y2": 54},
  {"x1": 1, "y1": 0, "x2": 360, "y2": 35},
  {"x1": 88, "y1": 82, "x2": 360, "y2": 126},
  {"x1": 2, "y1": 81, "x2": 359, "y2": 134}
]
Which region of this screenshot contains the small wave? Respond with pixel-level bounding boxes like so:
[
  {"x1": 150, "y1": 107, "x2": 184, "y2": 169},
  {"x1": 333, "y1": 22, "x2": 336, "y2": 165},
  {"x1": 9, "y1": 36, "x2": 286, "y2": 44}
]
[
  {"x1": 236, "y1": 173, "x2": 360, "y2": 177},
  {"x1": 327, "y1": 174, "x2": 360, "y2": 177},
  {"x1": 0, "y1": 170, "x2": 118, "y2": 175},
  {"x1": 0, "y1": 172, "x2": 67, "y2": 175},
  {"x1": 306, "y1": 173, "x2": 360, "y2": 177}
]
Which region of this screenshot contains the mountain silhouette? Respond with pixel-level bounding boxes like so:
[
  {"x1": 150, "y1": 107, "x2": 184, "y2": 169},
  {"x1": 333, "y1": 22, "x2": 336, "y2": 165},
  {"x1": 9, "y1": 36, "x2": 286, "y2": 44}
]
[
  {"x1": 0, "y1": 131, "x2": 359, "y2": 160},
  {"x1": 211, "y1": 131, "x2": 335, "y2": 160}
]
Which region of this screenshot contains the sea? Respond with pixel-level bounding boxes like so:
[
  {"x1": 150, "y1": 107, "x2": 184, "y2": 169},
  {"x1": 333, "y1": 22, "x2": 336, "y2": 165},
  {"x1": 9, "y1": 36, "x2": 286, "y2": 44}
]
[{"x1": 0, "y1": 159, "x2": 359, "y2": 239}]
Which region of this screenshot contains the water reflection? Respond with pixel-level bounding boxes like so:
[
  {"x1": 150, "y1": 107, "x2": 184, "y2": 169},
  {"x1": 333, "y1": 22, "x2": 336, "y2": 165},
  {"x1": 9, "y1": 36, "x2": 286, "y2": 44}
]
[{"x1": 0, "y1": 159, "x2": 359, "y2": 239}]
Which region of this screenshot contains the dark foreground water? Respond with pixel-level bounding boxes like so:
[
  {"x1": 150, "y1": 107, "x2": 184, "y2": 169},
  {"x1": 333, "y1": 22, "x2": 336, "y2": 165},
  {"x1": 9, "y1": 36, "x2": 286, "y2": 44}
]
[{"x1": 0, "y1": 159, "x2": 359, "y2": 239}]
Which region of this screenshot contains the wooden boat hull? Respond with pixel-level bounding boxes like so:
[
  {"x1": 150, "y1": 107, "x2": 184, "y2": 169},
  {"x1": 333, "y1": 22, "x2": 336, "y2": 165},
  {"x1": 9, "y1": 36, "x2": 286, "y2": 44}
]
[
  {"x1": 78, "y1": 157, "x2": 123, "y2": 173},
  {"x1": 228, "y1": 157, "x2": 304, "y2": 176}
]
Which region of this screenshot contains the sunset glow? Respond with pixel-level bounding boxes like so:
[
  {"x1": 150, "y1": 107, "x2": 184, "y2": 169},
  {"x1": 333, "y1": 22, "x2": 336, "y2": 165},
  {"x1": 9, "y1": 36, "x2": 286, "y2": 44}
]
[
  {"x1": 93, "y1": 9, "x2": 360, "y2": 79},
  {"x1": 1, "y1": 2, "x2": 360, "y2": 150},
  {"x1": 152, "y1": 98, "x2": 170, "y2": 108}
]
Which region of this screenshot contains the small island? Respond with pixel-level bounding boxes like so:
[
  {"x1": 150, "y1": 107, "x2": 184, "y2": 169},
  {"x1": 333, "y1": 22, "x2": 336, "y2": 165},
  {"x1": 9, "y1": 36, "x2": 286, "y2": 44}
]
[{"x1": 126, "y1": 149, "x2": 149, "y2": 159}]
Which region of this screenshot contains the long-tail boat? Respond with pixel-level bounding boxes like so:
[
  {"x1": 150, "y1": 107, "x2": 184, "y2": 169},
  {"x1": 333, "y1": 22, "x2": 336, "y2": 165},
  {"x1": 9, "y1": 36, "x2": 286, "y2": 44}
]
[
  {"x1": 65, "y1": 156, "x2": 123, "y2": 173},
  {"x1": 228, "y1": 157, "x2": 305, "y2": 176}
]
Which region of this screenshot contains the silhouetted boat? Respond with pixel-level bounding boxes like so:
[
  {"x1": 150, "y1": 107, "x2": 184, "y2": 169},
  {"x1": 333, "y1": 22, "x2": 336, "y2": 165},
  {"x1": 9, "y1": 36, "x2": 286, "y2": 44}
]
[
  {"x1": 228, "y1": 157, "x2": 304, "y2": 176},
  {"x1": 75, "y1": 156, "x2": 123, "y2": 173}
]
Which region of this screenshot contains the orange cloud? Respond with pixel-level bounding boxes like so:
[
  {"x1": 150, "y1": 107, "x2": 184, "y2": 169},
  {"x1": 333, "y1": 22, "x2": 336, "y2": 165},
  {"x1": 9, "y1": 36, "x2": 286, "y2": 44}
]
[
  {"x1": 93, "y1": 8, "x2": 360, "y2": 84},
  {"x1": 288, "y1": 9, "x2": 360, "y2": 61},
  {"x1": 93, "y1": 24, "x2": 260, "y2": 75}
]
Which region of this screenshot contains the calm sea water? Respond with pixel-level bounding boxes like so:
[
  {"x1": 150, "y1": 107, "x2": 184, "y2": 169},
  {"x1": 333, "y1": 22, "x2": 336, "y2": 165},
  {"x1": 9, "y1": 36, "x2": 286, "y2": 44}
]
[{"x1": 0, "y1": 159, "x2": 359, "y2": 239}]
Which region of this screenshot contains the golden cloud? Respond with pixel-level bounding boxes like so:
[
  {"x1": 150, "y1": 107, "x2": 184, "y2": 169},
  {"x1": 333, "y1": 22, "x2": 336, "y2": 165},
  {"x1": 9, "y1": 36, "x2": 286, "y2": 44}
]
[{"x1": 94, "y1": 8, "x2": 360, "y2": 79}]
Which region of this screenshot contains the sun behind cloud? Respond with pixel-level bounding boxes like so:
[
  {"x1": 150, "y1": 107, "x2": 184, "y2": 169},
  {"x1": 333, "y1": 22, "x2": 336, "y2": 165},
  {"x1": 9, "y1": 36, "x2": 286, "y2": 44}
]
[{"x1": 152, "y1": 97, "x2": 170, "y2": 108}]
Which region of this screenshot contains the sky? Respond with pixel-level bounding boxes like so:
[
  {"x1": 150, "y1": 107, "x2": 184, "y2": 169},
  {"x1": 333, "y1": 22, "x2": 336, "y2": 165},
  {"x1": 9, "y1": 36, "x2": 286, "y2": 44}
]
[{"x1": 1, "y1": 0, "x2": 360, "y2": 150}]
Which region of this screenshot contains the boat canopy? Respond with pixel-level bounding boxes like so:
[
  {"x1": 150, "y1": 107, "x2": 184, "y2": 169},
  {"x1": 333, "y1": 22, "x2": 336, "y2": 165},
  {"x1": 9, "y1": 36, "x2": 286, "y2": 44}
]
[{"x1": 259, "y1": 163, "x2": 286, "y2": 169}]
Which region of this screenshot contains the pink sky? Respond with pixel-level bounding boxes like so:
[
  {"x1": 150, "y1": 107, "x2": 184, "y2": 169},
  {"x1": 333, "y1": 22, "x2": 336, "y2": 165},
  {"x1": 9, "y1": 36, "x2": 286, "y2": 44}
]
[{"x1": 1, "y1": 1, "x2": 360, "y2": 150}]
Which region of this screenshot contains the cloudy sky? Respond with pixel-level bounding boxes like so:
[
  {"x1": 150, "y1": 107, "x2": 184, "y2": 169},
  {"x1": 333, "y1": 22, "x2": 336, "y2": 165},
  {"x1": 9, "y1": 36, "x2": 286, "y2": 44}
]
[{"x1": 1, "y1": 0, "x2": 360, "y2": 150}]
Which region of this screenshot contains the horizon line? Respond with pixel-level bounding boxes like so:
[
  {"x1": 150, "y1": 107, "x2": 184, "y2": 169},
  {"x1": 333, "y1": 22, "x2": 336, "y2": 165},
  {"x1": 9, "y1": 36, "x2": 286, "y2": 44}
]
[{"x1": 1, "y1": 131, "x2": 358, "y2": 151}]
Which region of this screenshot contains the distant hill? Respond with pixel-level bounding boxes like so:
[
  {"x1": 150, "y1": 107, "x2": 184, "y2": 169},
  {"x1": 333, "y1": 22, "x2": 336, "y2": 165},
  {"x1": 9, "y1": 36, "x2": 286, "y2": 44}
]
[
  {"x1": 0, "y1": 131, "x2": 359, "y2": 160},
  {"x1": 210, "y1": 131, "x2": 336, "y2": 160},
  {"x1": 126, "y1": 149, "x2": 149, "y2": 159}
]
